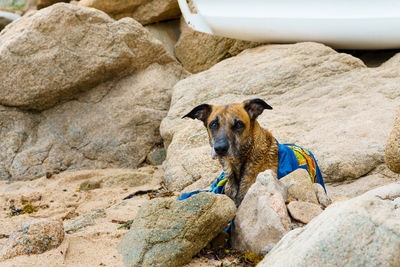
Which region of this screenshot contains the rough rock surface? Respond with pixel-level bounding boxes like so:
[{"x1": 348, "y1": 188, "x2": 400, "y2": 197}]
[
  {"x1": 385, "y1": 106, "x2": 400, "y2": 173},
  {"x1": 78, "y1": 0, "x2": 181, "y2": 25},
  {"x1": 0, "y1": 10, "x2": 20, "y2": 31},
  {"x1": 0, "y1": 219, "x2": 64, "y2": 261},
  {"x1": 231, "y1": 170, "x2": 290, "y2": 255},
  {"x1": 287, "y1": 201, "x2": 323, "y2": 224},
  {"x1": 0, "y1": 4, "x2": 186, "y2": 181},
  {"x1": 174, "y1": 18, "x2": 261, "y2": 73},
  {"x1": 0, "y1": 3, "x2": 174, "y2": 111},
  {"x1": 118, "y1": 192, "x2": 236, "y2": 267},
  {"x1": 161, "y1": 42, "x2": 400, "y2": 192},
  {"x1": 280, "y1": 169, "x2": 319, "y2": 204},
  {"x1": 37, "y1": 0, "x2": 69, "y2": 9},
  {"x1": 258, "y1": 183, "x2": 400, "y2": 267}
]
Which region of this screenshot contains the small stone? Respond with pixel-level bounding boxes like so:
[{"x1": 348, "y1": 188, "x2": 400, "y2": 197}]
[
  {"x1": 64, "y1": 209, "x2": 105, "y2": 233},
  {"x1": 146, "y1": 148, "x2": 167, "y2": 166},
  {"x1": 0, "y1": 219, "x2": 64, "y2": 261},
  {"x1": 287, "y1": 201, "x2": 323, "y2": 224},
  {"x1": 279, "y1": 169, "x2": 319, "y2": 204}
]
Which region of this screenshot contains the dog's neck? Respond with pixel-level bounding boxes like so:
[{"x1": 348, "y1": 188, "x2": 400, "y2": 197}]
[{"x1": 221, "y1": 120, "x2": 279, "y2": 204}]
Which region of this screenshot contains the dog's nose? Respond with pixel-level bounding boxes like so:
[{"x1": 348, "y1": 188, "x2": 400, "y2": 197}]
[{"x1": 214, "y1": 140, "x2": 229, "y2": 156}]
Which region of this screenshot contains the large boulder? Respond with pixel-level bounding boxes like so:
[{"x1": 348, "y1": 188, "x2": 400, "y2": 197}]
[
  {"x1": 231, "y1": 170, "x2": 290, "y2": 255},
  {"x1": 118, "y1": 192, "x2": 236, "y2": 267},
  {"x1": 0, "y1": 3, "x2": 186, "y2": 180},
  {"x1": 0, "y1": 3, "x2": 174, "y2": 111},
  {"x1": 78, "y1": 0, "x2": 181, "y2": 25},
  {"x1": 385, "y1": 106, "x2": 400, "y2": 173},
  {"x1": 174, "y1": 18, "x2": 261, "y2": 73},
  {"x1": 160, "y1": 42, "x2": 400, "y2": 192},
  {"x1": 0, "y1": 219, "x2": 64, "y2": 261},
  {"x1": 258, "y1": 183, "x2": 400, "y2": 267}
]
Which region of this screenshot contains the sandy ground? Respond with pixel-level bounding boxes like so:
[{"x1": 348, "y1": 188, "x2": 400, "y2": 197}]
[
  {"x1": 0, "y1": 167, "x2": 163, "y2": 267},
  {"x1": 0, "y1": 165, "x2": 397, "y2": 267}
]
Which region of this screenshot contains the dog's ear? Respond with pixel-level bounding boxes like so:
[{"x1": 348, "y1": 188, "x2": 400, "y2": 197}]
[
  {"x1": 243, "y1": 98, "x2": 272, "y2": 120},
  {"x1": 182, "y1": 104, "x2": 212, "y2": 125}
]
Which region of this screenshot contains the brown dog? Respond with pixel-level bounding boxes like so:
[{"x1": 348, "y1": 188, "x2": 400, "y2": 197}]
[{"x1": 183, "y1": 98, "x2": 279, "y2": 206}]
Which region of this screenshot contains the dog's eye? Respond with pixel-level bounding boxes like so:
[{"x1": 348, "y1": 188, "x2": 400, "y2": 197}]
[
  {"x1": 209, "y1": 121, "x2": 219, "y2": 130},
  {"x1": 233, "y1": 120, "x2": 244, "y2": 130}
]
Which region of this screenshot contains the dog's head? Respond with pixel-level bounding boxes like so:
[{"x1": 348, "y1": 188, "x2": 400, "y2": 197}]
[{"x1": 183, "y1": 98, "x2": 272, "y2": 160}]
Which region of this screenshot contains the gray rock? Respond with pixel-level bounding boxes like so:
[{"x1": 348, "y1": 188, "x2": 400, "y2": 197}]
[
  {"x1": 0, "y1": 11, "x2": 20, "y2": 31},
  {"x1": 0, "y1": 219, "x2": 64, "y2": 261},
  {"x1": 146, "y1": 148, "x2": 167, "y2": 166},
  {"x1": 258, "y1": 183, "x2": 400, "y2": 267},
  {"x1": 279, "y1": 169, "x2": 319, "y2": 204},
  {"x1": 118, "y1": 192, "x2": 236, "y2": 267},
  {"x1": 161, "y1": 42, "x2": 400, "y2": 192},
  {"x1": 64, "y1": 208, "x2": 105, "y2": 233},
  {"x1": 231, "y1": 170, "x2": 290, "y2": 255},
  {"x1": 385, "y1": 106, "x2": 400, "y2": 173}
]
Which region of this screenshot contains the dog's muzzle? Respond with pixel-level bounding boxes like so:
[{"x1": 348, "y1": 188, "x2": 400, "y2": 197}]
[{"x1": 213, "y1": 137, "x2": 229, "y2": 157}]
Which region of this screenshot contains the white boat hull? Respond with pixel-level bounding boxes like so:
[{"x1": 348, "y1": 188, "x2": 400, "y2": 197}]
[{"x1": 178, "y1": 0, "x2": 400, "y2": 49}]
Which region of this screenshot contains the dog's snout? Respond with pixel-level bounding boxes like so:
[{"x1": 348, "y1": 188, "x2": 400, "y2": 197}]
[{"x1": 214, "y1": 139, "x2": 229, "y2": 156}]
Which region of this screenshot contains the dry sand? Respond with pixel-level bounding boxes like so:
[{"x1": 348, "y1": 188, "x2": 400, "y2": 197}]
[{"x1": 0, "y1": 167, "x2": 162, "y2": 267}]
